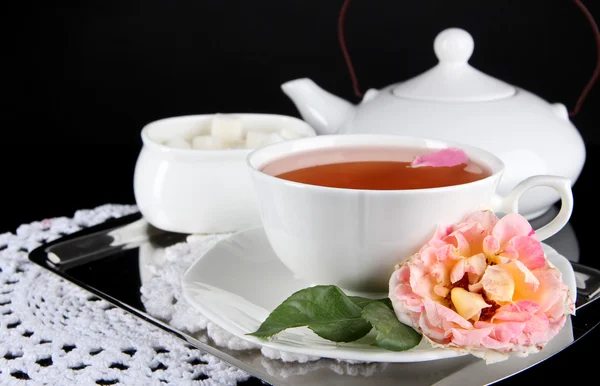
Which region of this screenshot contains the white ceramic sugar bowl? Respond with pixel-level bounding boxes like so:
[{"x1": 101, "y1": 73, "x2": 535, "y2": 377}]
[
  {"x1": 133, "y1": 113, "x2": 316, "y2": 234},
  {"x1": 281, "y1": 28, "x2": 586, "y2": 220}
]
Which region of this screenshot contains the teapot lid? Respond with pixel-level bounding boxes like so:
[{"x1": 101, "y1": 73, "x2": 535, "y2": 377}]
[{"x1": 392, "y1": 28, "x2": 516, "y2": 102}]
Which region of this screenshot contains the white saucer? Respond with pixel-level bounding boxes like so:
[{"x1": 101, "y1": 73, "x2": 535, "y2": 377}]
[{"x1": 181, "y1": 227, "x2": 577, "y2": 363}]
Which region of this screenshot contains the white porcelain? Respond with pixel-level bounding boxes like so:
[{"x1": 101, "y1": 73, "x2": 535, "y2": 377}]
[
  {"x1": 281, "y1": 28, "x2": 586, "y2": 220},
  {"x1": 181, "y1": 227, "x2": 576, "y2": 363},
  {"x1": 247, "y1": 134, "x2": 573, "y2": 294},
  {"x1": 133, "y1": 114, "x2": 316, "y2": 234}
]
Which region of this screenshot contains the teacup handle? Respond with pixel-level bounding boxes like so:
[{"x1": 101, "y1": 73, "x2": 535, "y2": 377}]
[{"x1": 492, "y1": 176, "x2": 573, "y2": 241}]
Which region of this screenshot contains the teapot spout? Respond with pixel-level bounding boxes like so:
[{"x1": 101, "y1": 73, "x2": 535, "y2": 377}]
[{"x1": 281, "y1": 78, "x2": 355, "y2": 135}]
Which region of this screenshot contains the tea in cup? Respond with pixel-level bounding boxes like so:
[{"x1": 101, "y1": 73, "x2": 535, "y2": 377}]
[{"x1": 247, "y1": 134, "x2": 573, "y2": 295}]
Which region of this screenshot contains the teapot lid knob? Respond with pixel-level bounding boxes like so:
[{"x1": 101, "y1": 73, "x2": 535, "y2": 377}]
[
  {"x1": 391, "y1": 27, "x2": 516, "y2": 102},
  {"x1": 434, "y1": 28, "x2": 474, "y2": 64}
]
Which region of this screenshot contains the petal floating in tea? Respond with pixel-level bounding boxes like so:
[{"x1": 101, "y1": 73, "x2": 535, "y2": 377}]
[{"x1": 411, "y1": 148, "x2": 468, "y2": 168}]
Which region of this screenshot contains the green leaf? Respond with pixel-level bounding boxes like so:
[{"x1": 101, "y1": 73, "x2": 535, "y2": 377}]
[
  {"x1": 248, "y1": 285, "x2": 423, "y2": 351},
  {"x1": 349, "y1": 296, "x2": 393, "y2": 310},
  {"x1": 361, "y1": 301, "x2": 422, "y2": 351},
  {"x1": 248, "y1": 285, "x2": 373, "y2": 342}
]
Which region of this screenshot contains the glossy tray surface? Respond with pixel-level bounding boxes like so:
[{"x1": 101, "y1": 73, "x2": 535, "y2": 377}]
[{"x1": 28, "y1": 212, "x2": 600, "y2": 386}]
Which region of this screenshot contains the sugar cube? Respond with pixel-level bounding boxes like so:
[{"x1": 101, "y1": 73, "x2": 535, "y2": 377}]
[
  {"x1": 280, "y1": 128, "x2": 304, "y2": 140},
  {"x1": 211, "y1": 114, "x2": 244, "y2": 143},
  {"x1": 245, "y1": 131, "x2": 270, "y2": 148},
  {"x1": 264, "y1": 133, "x2": 285, "y2": 145},
  {"x1": 165, "y1": 137, "x2": 191, "y2": 149},
  {"x1": 192, "y1": 135, "x2": 226, "y2": 149}
]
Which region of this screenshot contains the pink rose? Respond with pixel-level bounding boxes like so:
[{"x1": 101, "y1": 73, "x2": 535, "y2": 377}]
[{"x1": 389, "y1": 210, "x2": 575, "y2": 363}]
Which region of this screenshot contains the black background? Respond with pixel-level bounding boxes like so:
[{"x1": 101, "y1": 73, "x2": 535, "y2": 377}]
[{"x1": 3, "y1": 1, "x2": 599, "y2": 385}]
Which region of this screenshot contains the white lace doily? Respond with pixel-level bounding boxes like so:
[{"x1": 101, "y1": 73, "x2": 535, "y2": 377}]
[
  {"x1": 138, "y1": 230, "x2": 390, "y2": 379},
  {"x1": 0, "y1": 204, "x2": 253, "y2": 386},
  {"x1": 139, "y1": 234, "x2": 320, "y2": 364}
]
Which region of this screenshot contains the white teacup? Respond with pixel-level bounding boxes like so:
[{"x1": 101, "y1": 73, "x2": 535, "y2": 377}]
[{"x1": 247, "y1": 134, "x2": 573, "y2": 296}]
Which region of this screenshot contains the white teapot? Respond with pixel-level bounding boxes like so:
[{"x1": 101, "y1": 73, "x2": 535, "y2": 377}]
[{"x1": 281, "y1": 28, "x2": 586, "y2": 220}]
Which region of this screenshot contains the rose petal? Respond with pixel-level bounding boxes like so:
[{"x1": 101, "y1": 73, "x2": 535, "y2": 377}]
[
  {"x1": 391, "y1": 270, "x2": 424, "y2": 314},
  {"x1": 419, "y1": 247, "x2": 438, "y2": 266},
  {"x1": 450, "y1": 259, "x2": 465, "y2": 284},
  {"x1": 468, "y1": 282, "x2": 483, "y2": 293},
  {"x1": 543, "y1": 282, "x2": 573, "y2": 322},
  {"x1": 448, "y1": 231, "x2": 471, "y2": 257},
  {"x1": 493, "y1": 322, "x2": 527, "y2": 343},
  {"x1": 410, "y1": 264, "x2": 443, "y2": 301},
  {"x1": 450, "y1": 254, "x2": 487, "y2": 284},
  {"x1": 497, "y1": 300, "x2": 540, "y2": 315},
  {"x1": 427, "y1": 225, "x2": 457, "y2": 249},
  {"x1": 389, "y1": 272, "x2": 422, "y2": 326},
  {"x1": 479, "y1": 265, "x2": 515, "y2": 303},
  {"x1": 450, "y1": 326, "x2": 494, "y2": 347},
  {"x1": 434, "y1": 284, "x2": 450, "y2": 298},
  {"x1": 493, "y1": 300, "x2": 539, "y2": 322},
  {"x1": 467, "y1": 253, "x2": 487, "y2": 276},
  {"x1": 419, "y1": 312, "x2": 449, "y2": 343},
  {"x1": 539, "y1": 314, "x2": 567, "y2": 346},
  {"x1": 492, "y1": 213, "x2": 535, "y2": 246},
  {"x1": 461, "y1": 210, "x2": 499, "y2": 232},
  {"x1": 443, "y1": 221, "x2": 489, "y2": 257},
  {"x1": 521, "y1": 314, "x2": 551, "y2": 345},
  {"x1": 480, "y1": 335, "x2": 512, "y2": 350},
  {"x1": 513, "y1": 266, "x2": 566, "y2": 315},
  {"x1": 411, "y1": 148, "x2": 468, "y2": 168},
  {"x1": 433, "y1": 224, "x2": 457, "y2": 241},
  {"x1": 398, "y1": 264, "x2": 411, "y2": 283},
  {"x1": 435, "y1": 244, "x2": 458, "y2": 263},
  {"x1": 451, "y1": 287, "x2": 491, "y2": 321},
  {"x1": 509, "y1": 236, "x2": 546, "y2": 270},
  {"x1": 483, "y1": 235, "x2": 500, "y2": 257},
  {"x1": 394, "y1": 285, "x2": 422, "y2": 307},
  {"x1": 423, "y1": 298, "x2": 473, "y2": 330},
  {"x1": 392, "y1": 305, "x2": 420, "y2": 328},
  {"x1": 498, "y1": 245, "x2": 519, "y2": 261},
  {"x1": 496, "y1": 255, "x2": 514, "y2": 265},
  {"x1": 430, "y1": 261, "x2": 452, "y2": 287},
  {"x1": 467, "y1": 272, "x2": 480, "y2": 285},
  {"x1": 504, "y1": 260, "x2": 540, "y2": 294},
  {"x1": 454, "y1": 222, "x2": 489, "y2": 256}
]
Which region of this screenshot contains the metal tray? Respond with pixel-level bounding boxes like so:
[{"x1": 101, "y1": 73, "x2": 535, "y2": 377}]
[{"x1": 28, "y1": 211, "x2": 600, "y2": 385}]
